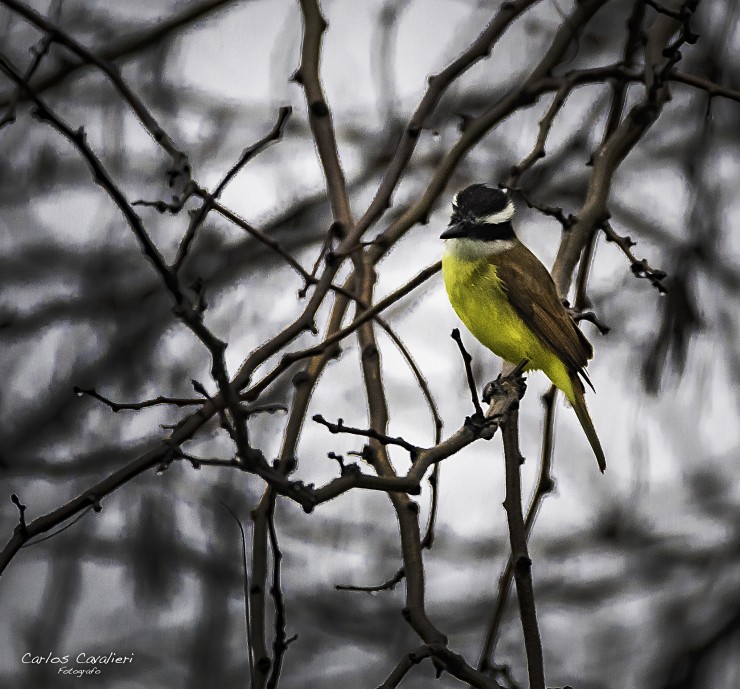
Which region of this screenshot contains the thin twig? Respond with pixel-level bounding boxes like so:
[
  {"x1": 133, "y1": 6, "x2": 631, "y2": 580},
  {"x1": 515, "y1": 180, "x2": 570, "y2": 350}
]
[
  {"x1": 602, "y1": 220, "x2": 668, "y2": 292},
  {"x1": 312, "y1": 414, "x2": 419, "y2": 454},
  {"x1": 242, "y1": 262, "x2": 441, "y2": 401},
  {"x1": 451, "y1": 329, "x2": 484, "y2": 417},
  {"x1": 374, "y1": 314, "x2": 444, "y2": 545},
  {"x1": 10, "y1": 494, "x2": 27, "y2": 537},
  {"x1": 1, "y1": 0, "x2": 190, "y2": 180},
  {"x1": 669, "y1": 69, "x2": 740, "y2": 103},
  {"x1": 336, "y1": 567, "x2": 405, "y2": 593},
  {"x1": 0, "y1": 10, "x2": 57, "y2": 129},
  {"x1": 219, "y1": 500, "x2": 255, "y2": 688},
  {"x1": 569, "y1": 308, "x2": 611, "y2": 335},
  {"x1": 377, "y1": 643, "x2": 504, "y2": 689},
  {"x1": 506, "y1": 80, "x2": 574, "y2": 187},
  {"x1": 0, "y1": 0, "x2": 240, "y2": 111},
  {"x1": 73, "y1": 386, "x2": 203, "y2": 412},
  {"x1": 172, "y1": 106, "x2": 292, "y2": 272},
  {"x1": 176, "y1": 453, "x2": 238, "y2": 469}
]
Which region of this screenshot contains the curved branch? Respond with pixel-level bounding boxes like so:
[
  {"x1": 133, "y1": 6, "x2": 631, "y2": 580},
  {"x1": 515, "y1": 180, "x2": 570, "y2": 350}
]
[
  {"x1": 354, "y1": 0, "x2": 543, "y2": 241},
  {"x1": 1, "y1": 0, "x2": 190, "y2": 179},
  {"x1": 0, "y1": 0, "x2": 241, "y2": 110},
  {"x1": 551, "y1": 1, "x2": 696, "y2": 295}
]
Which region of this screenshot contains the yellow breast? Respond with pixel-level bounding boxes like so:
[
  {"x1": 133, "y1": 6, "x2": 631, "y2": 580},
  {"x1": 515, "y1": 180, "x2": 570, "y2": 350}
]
[{"x1": 441, "y1": 242, "x2": 567, "y2": 389}]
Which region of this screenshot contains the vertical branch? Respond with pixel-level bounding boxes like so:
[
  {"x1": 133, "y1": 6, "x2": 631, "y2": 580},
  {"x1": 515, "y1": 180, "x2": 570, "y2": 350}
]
[
  {"x1": 249, "y1": 505, "x2": 272, "y2": 686},
  {"x1": 246, "y1": 6, "x2": 359, "y2": 683},
  {"x1": 266, "y1": 502, "x2": 293, "y2": 689},
  {"x1": 574, "y1": 0, "x2": 647, "y2": 309},
  {"x1": 248, "y1": 289, "x2": 353, "y2": 689},
  {"x1": 477, "y1": 386, "x2": 557, "y2": 677},
  {"x1": 354, "y1": 255, "x2": 444, "y2": 644},
  {"x1": 295, "y1": 0, "x2": 353, "y2": 232},
  {"x1": 501, "y1": 410, "x2": 545, "y2": 689}
]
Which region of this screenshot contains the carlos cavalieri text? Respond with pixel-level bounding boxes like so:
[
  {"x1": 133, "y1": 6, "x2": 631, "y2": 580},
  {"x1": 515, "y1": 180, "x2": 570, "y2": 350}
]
[{"x1": 22, "y1": 652, "x2": 134, "y2": 664}]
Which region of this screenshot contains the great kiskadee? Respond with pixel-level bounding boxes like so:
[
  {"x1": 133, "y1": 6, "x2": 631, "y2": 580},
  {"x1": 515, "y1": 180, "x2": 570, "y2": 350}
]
[{"x1": 441, "y1": 183, "x2": 606, "y2": 472}]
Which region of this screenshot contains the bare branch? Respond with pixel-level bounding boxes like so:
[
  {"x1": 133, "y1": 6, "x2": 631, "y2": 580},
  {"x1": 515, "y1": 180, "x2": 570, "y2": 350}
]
[
  {"x1": 243, "y1": 262, "x2": 441, "y2": 401},
  {"x1": 501, "y1": 410, "x2": 545, "y2": 689},
  {"x1": 336, "y1": 567, "x2": 405, "y2": 593},
  {"x1": 1, "y1": 0, "x2": 190, "y2": 181},
  {"x1": 356, "y1": 0, "x2": 543, "y2": 241},
  {"x1": 0, "y1": 0, "x2": 241, "y2": 111},
  {"x1": 670, "y1": 69, "x2": 740, "y2": 103},
  {"x1": 173, "y1": 106, "x2": 292, "y2": 272},
  {"x1": 295, "y1": 0, "x2": 353, "y2": 231},
  {"x1": 602, "y1": 220, "x2": 668, "y2": 292},
  {"x1": 10, "y1": 494, "x2": 27, "y2": 538},
  {"x1": 219, "y1": 501, "x2": 255, "y2": 687},
  {"x1": 477, "y1": 386, "x2": 557, "y2": 674},
  {"x1": 506, "y1": 80, "x2": 574, "y2": 187},
  {"x1": 370, "y1": 0, "x2": 608, "y2": 261},
  {"x1": 0, "y1": 21, "x2": 55, "y2": 129},
  {"x1": 73, "y1": 386, "x2": 203, "y2": 412},
  {"x1": 312, "y1": 415, "x2": 419, "y2": 454},
  {"x1": 266, "y1": 502, "x2": 294, "y2": 689},
  {"x1": 451, "y1": 328, "x2": 484, "y2": 418},
  {"x1": 1, "y1": 55, "x2": 262, "y2": 467},
  {"x1": 552, "y1": 0, "x2": 698, "y2": 295},
  {"x1": 377, "y1": 643, "x2": 504, "y2": 689}
]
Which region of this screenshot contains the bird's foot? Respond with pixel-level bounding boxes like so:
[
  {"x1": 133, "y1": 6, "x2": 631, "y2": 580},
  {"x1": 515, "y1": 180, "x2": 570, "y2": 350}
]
[
  {"x1": 482, "y1": 378, "x2": 505, "y2": 404},
  {"x1": 482, "y1": 360, "x2": 528, "y2": 405}
]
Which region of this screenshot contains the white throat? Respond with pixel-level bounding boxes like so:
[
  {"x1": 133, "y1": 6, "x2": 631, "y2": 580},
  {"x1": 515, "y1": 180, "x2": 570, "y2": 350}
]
[{"x1": 443, "y1": 237, "x2": 517, "y2": 259}]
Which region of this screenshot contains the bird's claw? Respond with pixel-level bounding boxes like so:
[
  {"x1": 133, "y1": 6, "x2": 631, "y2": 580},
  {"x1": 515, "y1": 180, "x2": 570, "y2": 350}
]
[
  {"x1": 483, "y1": 363, "x2": 528, "y2": 405},
  {"x1": 482, "y1": 378, "x2": 505, "y2": 404}
]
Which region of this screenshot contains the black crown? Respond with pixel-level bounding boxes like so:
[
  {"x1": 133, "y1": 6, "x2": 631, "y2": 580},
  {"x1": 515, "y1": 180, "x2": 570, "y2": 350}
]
[{"x1": 454, "y1": 184, "x2": 509, "y2": 217}]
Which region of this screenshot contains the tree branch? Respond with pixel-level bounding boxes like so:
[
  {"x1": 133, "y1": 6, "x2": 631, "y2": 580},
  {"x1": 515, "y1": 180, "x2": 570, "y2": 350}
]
[
  {"x1": 0, "y1": 0, "x2": 241, "y2": 110},
  {"x1": 1, "y1": 0, "x2": 190, "y2": 181},
  {"x1": 501, "y1": 410, "x2": 545, "y2": 689}
]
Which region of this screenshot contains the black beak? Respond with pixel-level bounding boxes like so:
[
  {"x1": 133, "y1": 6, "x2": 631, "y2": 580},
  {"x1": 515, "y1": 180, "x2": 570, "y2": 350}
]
[{"x1": 440, "y1": 222, "x2": 467, "y2": 239}]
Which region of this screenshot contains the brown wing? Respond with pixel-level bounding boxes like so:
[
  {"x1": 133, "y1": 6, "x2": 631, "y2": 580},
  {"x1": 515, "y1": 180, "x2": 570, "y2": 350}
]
[{"x1": 494, "y1": 244, "x2": 593, "y2": 374}]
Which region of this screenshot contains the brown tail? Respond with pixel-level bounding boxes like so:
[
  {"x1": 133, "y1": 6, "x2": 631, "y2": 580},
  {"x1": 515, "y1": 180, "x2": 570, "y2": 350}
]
[{"x1": 568, "y1": 373, "x2": 606, "y2": 473}]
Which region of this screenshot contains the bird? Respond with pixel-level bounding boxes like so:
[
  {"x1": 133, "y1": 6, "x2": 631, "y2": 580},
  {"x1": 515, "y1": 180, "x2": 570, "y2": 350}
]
[{"x1": 440, "y1": 183, "x2": 606, "y2": 472}]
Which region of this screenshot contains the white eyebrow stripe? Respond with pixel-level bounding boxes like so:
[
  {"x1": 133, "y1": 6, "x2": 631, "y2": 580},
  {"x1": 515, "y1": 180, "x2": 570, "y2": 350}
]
[{"x1": 480, "y1": 200, "x2": 515, "y2": 224}]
